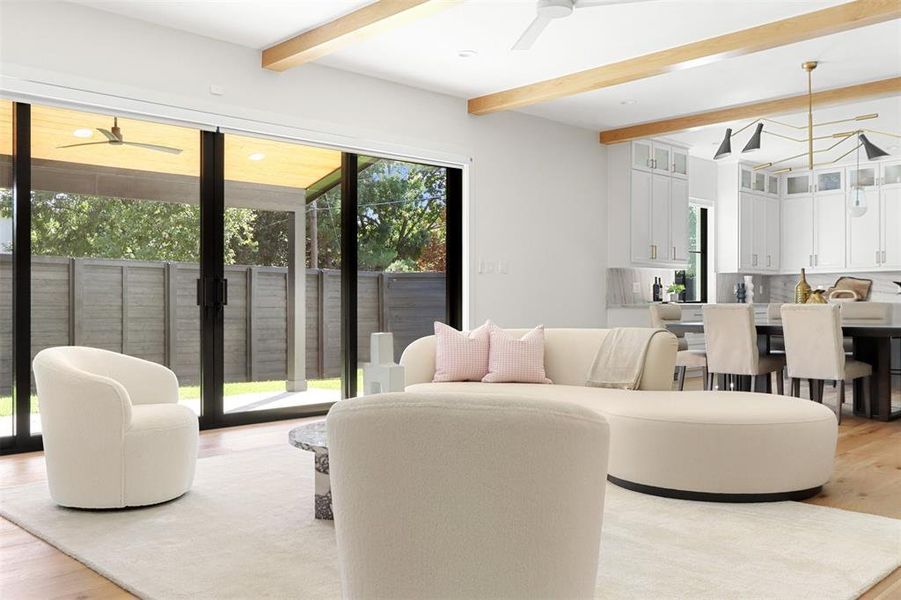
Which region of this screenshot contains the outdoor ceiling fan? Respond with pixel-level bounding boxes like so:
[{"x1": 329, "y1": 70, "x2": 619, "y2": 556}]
[
  {"x1": 514, "y1": 0, "x2": 654, "y2": 51},
  {"x1": 57, "y1": 117, "x2": 183, "y2": 155}
]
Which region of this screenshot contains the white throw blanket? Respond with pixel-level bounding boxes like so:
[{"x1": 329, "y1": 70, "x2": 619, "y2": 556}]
[{"x1": 586, "y1": 327, "x2": 667, "y2": 390}]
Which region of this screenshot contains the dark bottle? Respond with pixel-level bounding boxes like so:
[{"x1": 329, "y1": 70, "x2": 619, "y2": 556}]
[{"x1": 652, "y1": 277, "x2": 661, "y2": 302}]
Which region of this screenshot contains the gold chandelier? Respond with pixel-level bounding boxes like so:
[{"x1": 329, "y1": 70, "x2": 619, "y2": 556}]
[{"x1": 713, "y1": 61, "x2": 898, "y2": 173}]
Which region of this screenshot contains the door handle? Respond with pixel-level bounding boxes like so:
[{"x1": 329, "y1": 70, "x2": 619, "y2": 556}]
[
  {"x1": 672, "y1": 246, "x2": 676, "y2": 260},
  {"x1": 877, "y1": 250, "x2": 881, "y2": 264},
  {"x1": 882, "y1": 250, "x2": 887, "y2": 263},
  {"x1": 767, "y1": 255, "x2": 771, "y2": 267}
]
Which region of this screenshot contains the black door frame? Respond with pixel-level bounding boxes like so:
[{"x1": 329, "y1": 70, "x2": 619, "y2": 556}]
[{"x1": 0, "y1": 104, "x2": 465, "y2": 452}]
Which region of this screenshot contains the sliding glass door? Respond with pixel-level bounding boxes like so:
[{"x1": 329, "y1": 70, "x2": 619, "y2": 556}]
[{"x1": 0, "y1": 100, "x2": 463, "y2": 453}]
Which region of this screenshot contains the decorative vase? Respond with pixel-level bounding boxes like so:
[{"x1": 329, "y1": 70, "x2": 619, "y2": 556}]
[
  {"x1": 805, "y1": 289, "x2": 827, "y2": 304},
  {"x1": 794, "y1": 268, "x2": 812, "y2": 304}
]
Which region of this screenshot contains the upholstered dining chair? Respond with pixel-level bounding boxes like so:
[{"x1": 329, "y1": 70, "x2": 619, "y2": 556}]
[
  {"x1": 780, "y1": 304, "x2": 872, "y2": 424},
  {"x1": 649, "y1": 304, "x2": 707, "y2": 390},
  {"x1": 327, "y1": 392, "x2": 610, "y2": 599},
  {"x1": 703, "y1": 304, "x2": 785, "y2": 394},
  {"x1": 33, "y1": 346, "x2": 199, "y2": 508}
]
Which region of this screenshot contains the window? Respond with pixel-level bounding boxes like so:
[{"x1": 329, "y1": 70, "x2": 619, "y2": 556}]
[{"x1": 683, "y1": 204, "x2": 707, "y2": 303}]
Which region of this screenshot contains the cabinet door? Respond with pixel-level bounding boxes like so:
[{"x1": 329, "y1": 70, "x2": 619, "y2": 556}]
[
  {"x1": 671, "y1": 147, "x2": 689, "y2": 179},
  {"x1": 651, "y1": 173, "x2": 671, "y2": 261},
  {"x1": 752, "y1": 171, "x2": 767, "y2": 194},
  {"x1": 630, "y1": 169, "x2": 653, "y2": 262},
  {"x1": 881, "y1": 181, "x2": 901, "y2": 269},
  {"x1": 813, "y1": 194, "x2": 845, "y2": 270},
  {"x1": 781, "y1": 196, "x2": 814, "y2": 271},
  {"x1": 846, "y1": 187, "x2": 881, "y2": 269},
  {"x1": 652, "y1": 144, "x2": 671, "y2": 174},
  {"x1": 752, "y1": 195, "x2": 767, "y2": 270},
  {"x1": 815, "y1": 168, "x2": 844, "y2": 195},
  {"x1": 785, "y1": 172, "x2": 811, "y2": 196},
  {"x1": 632, "y1": 141, "x2": 652, "y2": 172},
  {"x1": 670, "y1": 177, "x2": 689, "y2": 262},
  {"x1": 740, "y1": 167, "x2": 753, "y2": 191},
  {"x1": 768, "y1": 175, "x2": 780, "y2": 198},
  {"x1": 764, "y1": 197, "x2": 781, "y2": 271},
  {"x1": 739, "y1": 193, "x2": 756, "y2": 271}
]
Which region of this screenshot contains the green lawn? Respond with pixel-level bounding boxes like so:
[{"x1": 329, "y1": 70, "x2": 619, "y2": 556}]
[{"x1": 0, "y1": 373, "x2": 358, "y2": 417}]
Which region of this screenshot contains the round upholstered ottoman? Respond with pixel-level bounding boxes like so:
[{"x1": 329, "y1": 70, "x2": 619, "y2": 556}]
[{"x1": 600, "y1": 391, "x2": 837, "y2": 502}]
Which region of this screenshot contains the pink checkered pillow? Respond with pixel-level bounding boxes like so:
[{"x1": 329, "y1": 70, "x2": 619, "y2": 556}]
[
  {"x1": 482, "y1": 323, "x2": 552, "y2": 384},
  {"x1": 433, "y1": 321, "x2": 491, "y2": 382}
]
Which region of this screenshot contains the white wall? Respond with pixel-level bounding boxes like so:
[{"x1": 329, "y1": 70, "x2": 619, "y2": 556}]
[{"x1": 0, "y1": 1, "x2": 608, "y2": 328}]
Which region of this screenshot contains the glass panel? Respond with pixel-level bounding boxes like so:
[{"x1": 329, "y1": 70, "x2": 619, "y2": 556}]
[
  {"x1": 632, "y1": 142, "x2": 650, "y2": 169},
  {"x1": 684, "y1": 205, "x2": 703, "y2": 303},
  {"x1": 357, "y1": 157, "x2": 447, "y2": 396},
  {"x1": 673, "y1": 151, "x2": 687, "y2": 176},
  {"x1": 222, "y1": 133, "x2": 343, "y2": 413},
  {"x1": 849, "y1": 167, "x2": 876, "y2": 188},
  {"x1": 769, "y1": 176, "x2": 779, "y2": 195},
  {"x1": 30, "y1": 105, "x2": 201, "y2": 427},
  {"x1": 884, "y1": 164, "x2": 901, "y2": 185},
  {"x1": 740, "y1": 169, "x2": 752, "y2": 190},
  {"x1": 753, "y1": 172, "x2": 766, "y2": 192},
  {"x1": 817, "y1": 170, "x2": 842, "y2": 192},
  {"x1": 653, "y1": 146, "x2": 670, "y2": 171},
  {"x1": 0, "y1": 101, "x2": 11, "y2": 438},
  {"x1": 787, "y1": 174, "x2": 809, "y2": 195}
]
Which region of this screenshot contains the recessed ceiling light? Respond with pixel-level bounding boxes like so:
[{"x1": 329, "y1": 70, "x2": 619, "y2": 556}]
[
  {"x1": 249, "y1": 152, "x2": 265, "y2": 161},
  {"x1": 620, "y1": 99, "x2": 637, "y2": 105},
  {"x1": 457, "y1": 49, "x2": 477, "y2": 59},
  {"x1": 73, "y1": 128, "x2": 93, "y2": 138}
]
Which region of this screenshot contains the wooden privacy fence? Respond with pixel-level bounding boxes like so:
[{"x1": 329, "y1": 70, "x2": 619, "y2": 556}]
[{"x1": 0, "y1": 254, "x2": 446, "y2": 393}]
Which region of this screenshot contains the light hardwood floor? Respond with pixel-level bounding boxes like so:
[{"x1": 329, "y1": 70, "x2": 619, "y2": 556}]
[{"x1": 1, "y1": 382, "x2": 899, "y2": 599}]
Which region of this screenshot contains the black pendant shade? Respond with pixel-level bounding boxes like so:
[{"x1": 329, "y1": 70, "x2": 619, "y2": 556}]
[
  {"x1": 714, "y1": 128, "x2": 732, "y2": 160},
  {"x1": 859, "y1": 133, "x2": 889, "y2": 160},
  {"x1": 741, "y1": 122, "x2": 764, "y2": 153}
]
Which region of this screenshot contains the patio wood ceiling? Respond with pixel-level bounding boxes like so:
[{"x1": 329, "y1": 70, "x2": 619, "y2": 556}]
[{"x1": 0, "y1": 102, "x2": 342, "y2": 190}]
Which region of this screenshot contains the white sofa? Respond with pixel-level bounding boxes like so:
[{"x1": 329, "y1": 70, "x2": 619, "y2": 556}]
[
  {"x1": 33, "y1": 346, "x2": 199, "y2": 508},
  {"x1": 401, "y1": 328, "x2": 838, "y2": 501},
  {"x1": 328, "y1": 392, "x2": 610, "y2": 598}
]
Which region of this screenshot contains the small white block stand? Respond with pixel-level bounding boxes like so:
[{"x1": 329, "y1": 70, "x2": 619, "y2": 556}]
[{"x1": 362, "y1": 332, "x2": 405, "y2": 395}]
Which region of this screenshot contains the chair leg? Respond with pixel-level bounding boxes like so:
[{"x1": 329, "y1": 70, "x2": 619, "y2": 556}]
[
  {"x1": 808, "y1": 379, "x2": 817, "y2": 402},
  {"x1": 790, "y1": 378, "x2": 800, "y2": 397},
  {"x1": 676, "y1": 366, "x2": 686, "y2": 391},
  {"x1": 836, "y1": 380, "x2": 845, "y2": 425},
  {"x1": 859, "y1": 376, "x2": 872, "y2": 418},
  {"x1": 702, "y1": 368, "x2": 709, "y2": 391},
  {"x1": 775, "y1": 372, "x2": 783, "y2": 395},
  {"x1": 818, "y1": 380, "x2": 825, "y2": 402}
]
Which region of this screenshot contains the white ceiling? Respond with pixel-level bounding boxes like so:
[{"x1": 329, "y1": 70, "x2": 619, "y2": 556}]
[{"x1": 65, "y1": 0, "x2": 901, "y2": 167}]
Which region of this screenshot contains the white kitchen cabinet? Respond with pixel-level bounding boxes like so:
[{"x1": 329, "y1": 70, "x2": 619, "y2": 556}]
[
  {"x1": 671, "y1": 177, "x2": 689, "y2": 262},
  {"x1": 752, "y1": 171, "x2": 767, "y2": 194},
  {"x1": 764, "y1": 196, "x2": 781, "y2": 270},
  {"x1": 781, "y1": 195, "x2": 814, "y2": 272},
  {"x1": 814, "y1": 168, "x2": 844, "y2": 195},
  {"x1": 767, "y1": 174, "x2": 780, "y2": 198},
  {"x1": 608, "y1": 140, "x2": 691, "y2": 268},
  {"x1": 630, "y1": 169, "x2": 653, "y2": 262},
  {"x1": 785, "y1": 172, "x2": 812, "y2": 196},
  {"x1": 812, "y1": 193, "x2": 846, "y2": 271},
  {"x1": 671, "y1": 147, "x2": 689, "y2": 180},
  {"x1": 846, "y1": 164, "x2": 881, "y2": 269},
  {"x1": 738, "y1": 193, "x2": 755, "y2": 270},
  {"x1": 881, "y1": 162, "x2": 901, "y2": 269},
  {"x1": 651, "y1": 173, "x2": 671, "y2": 261}
]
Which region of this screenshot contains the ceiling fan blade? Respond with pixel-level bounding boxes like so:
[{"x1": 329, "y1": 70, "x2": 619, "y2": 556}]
[
  {"x1": 56, "y1": 141, "x2": 112, "y2": 149},
  {"x1": 97, "y1": 128, "x2": 119, "y2": 142},
  {"x1": 121, "y1": 141, "x2": 183, "y2": 155},
  {"x1": 513, "y1": 15, "x2": 552, "y2": 51},
  {"x1": 575, "y1": 0, "x2": 654, "y2": 7}
]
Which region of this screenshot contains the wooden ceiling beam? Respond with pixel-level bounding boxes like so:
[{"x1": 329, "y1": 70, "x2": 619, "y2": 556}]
[
  {"x1": 262, "y1": 0, "x2": 454, "y2": 72},
  {"x1": 596, "y1": 76, "x2": 901, "y2": 144},
  {"x1": 468, "y1": 0, "x2": 901, "y2": 115}
]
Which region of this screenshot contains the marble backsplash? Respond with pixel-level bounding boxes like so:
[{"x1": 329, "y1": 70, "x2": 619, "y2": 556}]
[{"x1": 716, "y1": 271, "x2": 901, "y2": 303}]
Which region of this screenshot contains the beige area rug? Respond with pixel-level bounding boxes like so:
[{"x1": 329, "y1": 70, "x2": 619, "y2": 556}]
[{"x1": 2, "y1": 444, "x2": 899, "y2": 600}]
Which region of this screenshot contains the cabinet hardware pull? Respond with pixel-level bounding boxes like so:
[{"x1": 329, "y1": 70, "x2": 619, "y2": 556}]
[
  {"x1": 882, "y1": 250, "x2": 886, "y2": 263},
  {"x1": 672, "y1": 246, "x2": 676, "y2": 260},
  {"x1": 767, "y1": 255, "x2": 771, "y2": 267},
  {"x1": 876, "y1": 250, "x2": 881, "y2": 264}
]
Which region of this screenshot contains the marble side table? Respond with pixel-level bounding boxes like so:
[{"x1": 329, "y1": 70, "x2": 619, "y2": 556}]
[{"x1": 288, "y1": 421, "x2": 332, "y2": 520}]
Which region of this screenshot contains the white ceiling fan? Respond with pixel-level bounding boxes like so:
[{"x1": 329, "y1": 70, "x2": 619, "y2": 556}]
[{"x1": 513, "y1": 0, "x2": 655, "y2": 51}]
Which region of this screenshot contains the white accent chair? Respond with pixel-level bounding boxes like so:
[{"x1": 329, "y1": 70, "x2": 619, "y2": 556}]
[
  {"x1": 649, "y1": 304, "x2": 707, "y2": 390},
  {"x1": 703, "y1": 304, "x2": 785, "y2": 393},
  {"x1": 33, "y1": 346, "x2": 199, "y2": 508},
  {"x1": 327, "y1": 392, "x2": 610, "y2": 599},
  {"x1": 781, "y1": 304, "x2": 872, "y2": 424}
]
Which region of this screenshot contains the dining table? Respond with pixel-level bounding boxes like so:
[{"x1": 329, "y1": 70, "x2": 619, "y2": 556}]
[{"x1": 665, "y1": 317, "x2": 901, "y2": 422}]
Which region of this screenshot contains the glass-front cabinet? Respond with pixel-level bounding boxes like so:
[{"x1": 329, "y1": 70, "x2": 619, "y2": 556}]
[
  {"x1": 631, "y1": 140, "x2": 653, "y2": 171},
  {"x1": 785, "y1": 171, "x2": 812, "y2": 196},
  {"x1": 815, "y1": 168, "x2": 844, "y2": 195},
  {"x1": 671, "y1": 147, "x2": 689, "y2": 179}
]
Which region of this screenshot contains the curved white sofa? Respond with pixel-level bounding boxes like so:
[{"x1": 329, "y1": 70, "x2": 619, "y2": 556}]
[
  {"x1": 401, "y1": 328, "x2": 838, "y2": 502},
  {"x1": 33, "y1": 347, "x2": 199, "y2": 509}
]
